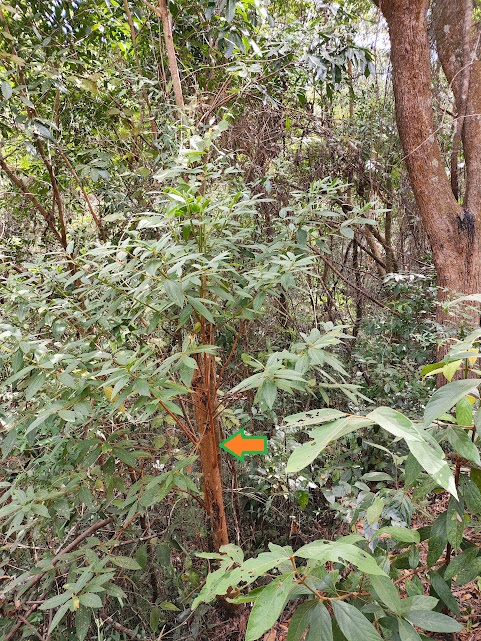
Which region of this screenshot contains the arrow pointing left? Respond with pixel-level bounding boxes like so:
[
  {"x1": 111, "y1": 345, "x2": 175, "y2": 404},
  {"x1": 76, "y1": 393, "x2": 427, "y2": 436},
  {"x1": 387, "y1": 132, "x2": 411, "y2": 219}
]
[{"x1": 219, "y1": 428, "x2": 268, "y2": 462}]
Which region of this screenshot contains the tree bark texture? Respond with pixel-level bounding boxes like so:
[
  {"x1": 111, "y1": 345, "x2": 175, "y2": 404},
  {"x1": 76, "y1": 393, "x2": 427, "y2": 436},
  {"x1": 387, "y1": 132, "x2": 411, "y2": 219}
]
[
  {"x1": 193, "y1": 351, "x2": 229, "y2": 551},
  {"x1": 378, "y1": 0, "x2": 481, "y2": 330}
]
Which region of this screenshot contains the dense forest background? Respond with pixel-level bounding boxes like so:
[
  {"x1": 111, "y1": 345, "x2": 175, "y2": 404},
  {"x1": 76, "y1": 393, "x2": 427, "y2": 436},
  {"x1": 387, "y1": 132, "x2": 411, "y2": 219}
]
[{"x1": 1, "y1": 1, "x2": 481, "y2": 640}]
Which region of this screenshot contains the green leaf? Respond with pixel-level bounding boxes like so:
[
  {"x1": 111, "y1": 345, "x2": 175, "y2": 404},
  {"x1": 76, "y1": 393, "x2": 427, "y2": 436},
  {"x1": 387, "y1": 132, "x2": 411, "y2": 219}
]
[
  {"x1": 2, "y1": 428, "x2": 17, "y2": 459},
  {"x1": 25, "y1": 370, "x2": 46, "y2": 401},
  {"x1": 447, "y1": 426, "x2": 481, "y2": 466},
  {"x1": 245, "y1": 574, "x2": 294, "y2": 641},
  {"x1": 471, "y1": 467, "x2": 481, "y2": 493},
  {"x1": 287, "y1": 600, "x2": 317, "y2": 641},
  {"x1": 109, "y1": 555, "x2": 142, "y2": 570},
  {"x1": 306, "y1": 602, "x2": 333, "y2": 641},
  {"x1": 460, "y1": 475, "x2": 481, "y2": 514},
  {"x1": 75, "y1": 606, "x2": 92, "y2": 641},
  {"x1": 362, "y1": 472, "x2": 393, "y2": 482},
  {"x1": 226, "y1": 0, "x2": 236, "y2": 22},
  {"x1": 429, "y1": 571, "x2": 460, "y2": 616},
  {"x1": 286, "y1": 417, "x2": 372, "y2": 474},
  {"x1": 186, "y1": 295, "x2": 215, "y2": 324},
  {"x1": 332, "y1": 601, "x2": 383, "y2": 641},
  {"x1": 423, "y1": 380, "x2": 480, "y2": 427},
  {"x1": 406, "y1": 610, "x2": 463, "y2": 633},
  {"x1": 366, "y1": 497, "x2": 384, "y2": 525},
  {"x1": 134, "y1": 378, "x2": 151, "y2": 397},
  {"x1": 48, "y1": 601, "x2": 71, "y2": 634},
  {"x1": 446, "y1": 497, "x2": 464, "y2": 550},
  {"x1": 368, "y1": 407, "x2": 457, "y2": 498},
  {"x1": 427, "y1": 512, "x2": 447, "y2": 566},
  {"x1": 284, "y1": 409, "x2": 347, "y2": 427},
  {"x1": 79, "y1": 593, "x2": 103, "y2": 608},
  {"x1": 455, "y1": 397, "x2": 473, "y2": 426},
  {"x1": 370, "y1": 575, "x2": 402, "y2": 614},
  {"x1": 150, "y1": 606, "x2": 160, "y2": 632},
  {"x1": 295, "y1": 539, "x2": 387, "y2": 576},
  {"x1": 40, "y1": 591, "x2": 71, "y2": 610},
  {"x1": 164, "y1": 280, "x2": 184, "y2": 306},
  {"x1": 397, "y1": 618, "x2": 423, "y2": 641},
  {"x1": 453, "y1": 556, "x2": 481, "y2": 586},
  {"x1": 260, "y1": 379, "x2": 277, "y2": 409},
  {"x1": 404, "y1": 453, "x2": 422, "y2": 487},
  {"x1": 444, "y1": 546, "x2": 479, "y2": 581},
  {"x1": 1, "y1": 80, "x2": 12, "y2": 100},
  {"x1": 160, "y1": 601, "x2": 180, "y2": 611}
]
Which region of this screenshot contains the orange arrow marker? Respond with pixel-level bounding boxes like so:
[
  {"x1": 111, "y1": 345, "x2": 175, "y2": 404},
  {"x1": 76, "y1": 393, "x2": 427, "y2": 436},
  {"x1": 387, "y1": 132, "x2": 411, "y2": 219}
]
[{"x1": 219, "y1": 428, "x2": 268, "y2": 462}]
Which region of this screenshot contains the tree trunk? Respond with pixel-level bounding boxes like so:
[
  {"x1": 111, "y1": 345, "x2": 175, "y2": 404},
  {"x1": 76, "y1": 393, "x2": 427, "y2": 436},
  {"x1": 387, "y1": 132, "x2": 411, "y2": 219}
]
[
  {"x1": 158, "y1": 0, "x2": 185, "y2": 111},
  {"x1": 378, "y1": 0, "x2": 481, "y2": 332},
  {"x1": 193, "y1": 352, "x2": 229, "y2": 551}
]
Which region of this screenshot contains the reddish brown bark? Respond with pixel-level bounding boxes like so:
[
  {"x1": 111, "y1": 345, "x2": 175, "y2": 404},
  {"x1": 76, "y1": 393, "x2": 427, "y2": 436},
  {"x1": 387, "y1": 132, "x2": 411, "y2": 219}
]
[
  {"x1": 378, "y1": 0, "x2": 481, "y2": 332},
  {"x1": 193, "y1": 351, "x2": 229, "y2": 551}
]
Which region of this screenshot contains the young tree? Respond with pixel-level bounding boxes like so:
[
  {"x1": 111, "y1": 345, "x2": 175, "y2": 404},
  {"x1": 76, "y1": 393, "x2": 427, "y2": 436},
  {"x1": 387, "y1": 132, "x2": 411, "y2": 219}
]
[{"x1": 375, "y1": 0, "x2": 481, "y2": 330}]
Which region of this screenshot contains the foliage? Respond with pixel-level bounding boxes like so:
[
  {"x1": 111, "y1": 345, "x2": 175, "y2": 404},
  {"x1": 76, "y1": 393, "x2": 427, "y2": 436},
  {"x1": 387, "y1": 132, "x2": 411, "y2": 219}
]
[
  {"x1": 195, "y1": 340, "x2": 481, "y2": 640},
  {"x1": 1, "y1": 0, "x2": 480, "y2": 639}
]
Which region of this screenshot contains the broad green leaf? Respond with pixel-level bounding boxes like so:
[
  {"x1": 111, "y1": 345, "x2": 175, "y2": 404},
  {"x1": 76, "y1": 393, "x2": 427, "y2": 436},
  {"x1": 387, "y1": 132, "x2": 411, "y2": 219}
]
[
  {"x1": 75, "y1": 606, "x2": 92, "y2": 641},
  {"x1": 397, "y1": 618, "x2": 423, "y2": 641},
  {"x1": 164, "y1": 280, "x2": 184, "y2": 306},
  {"x1": 287, "y1": 600, "x2": 317, "y2": 641},
  {"x1": 306, "y1": 602, "x2": 332, "y2": 641},
  {"x1": 471, "y1": 467, "x2": 481, "y2": 493},
  {"x1": 332, "y1": 601, "x2": 383, "y2": 641},
  {"x1": 446, "y1": 497, "x2": 464, "y2": 550},
  {"x1": 78, "y1": 593, "x2": 103, "y2": 608},
  {"x1": 40, "y1": 591, "x2": 71, "y2": 610},
  {"x1": 404, "y1": 453, "x2": 422, "y2": 487},
  {"x1": 362, "y1": 472, "x2": 393, "y2": 482},
  {"x1": 2, "y1": 428, "x2": 17, "y2": 459},
  {"x1": 286, "y1": 417, "x2": 372, "y2": 474},
  {"x1": 295, "y1": 540, "x2": 387, "y2": 576},
  {"x1": 366, "y1": 497, "x2": 384, "y2": 525},
  {"x1": 48, "y1": 601, "x2": 71, "y2": 634},
  {"x1": 406, "y1": 610, "x2": 463, "y2": 633},
  {"x1": 455, "y1": 397, "x2": 473, "y2": 426},
  {"x1": 1, "y1": 80, "x2": 12, "y2": 100},
  {"x1": 245, "y1": 574, "x2": 294, "y2": 641},
  {"x1": 444, "y1": 546, "x2": 479, "y2": 581},
  {"x1": 260, "y1": 379, "x2": 277, "y2": 409},
  {"x1": 368, "y1": 407, "x2": 457, "y2": 498},
  {"x1": 423, "y1": 380, "x2": 480, "y2": 427},
  {"x1": 150, "y1": 606, "x2": 160, "y2": 632},
  {"x1": 399, "y1": 595, "x2": 438, "y2": 613},
  {"x1": 446, "y1": 426, "x2": 481, "y2": 466},
  {"x1": 225, "y1": 0, "x2": 236, "y2": 22},
  {"x1": 375, "y1": 527, "x2": 420, "y2": 544},
  {"x1": 429, "y1": 571, "x2": 460, "y2": 615},
  {"x1": 443, "y1": 360, "x2": 463, "y2": 382},
  {"x1": 134, "y1": 378, "x2": 151, "y2": 397},
  {"x1": 186, "y1": 295, "x2": 215, "y2": 324},
  {"x1": 284, "y1": 409, "x2": 347, "y2": 427},
  {"x1": 453, "y1": 556, "x2": 481, "y2": 586},
  {"x1": 370, "y1": 575, "x2": 402, "y2": 614},
  {"x1": 109, "y1": 555, "x2": 142, "y2": 570},
  {"x1": 25, "y1": 370, "x2": 46, "y2": 401},
  {"x1": 427, "y1": 512, "x2": 447, "y2": 566},
  {"x1": 460, "y1": 475, "x2": 481, "y2": 514},
  {"x1": 159, "y1": 601, "x2": 180, "y2": 611}
]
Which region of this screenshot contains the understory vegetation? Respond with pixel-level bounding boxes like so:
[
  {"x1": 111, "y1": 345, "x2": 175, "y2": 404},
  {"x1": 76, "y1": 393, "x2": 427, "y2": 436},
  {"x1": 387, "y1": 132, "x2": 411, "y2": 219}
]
[{"x1": 1, "y1": 1, "x2": 480, "y2": 640}]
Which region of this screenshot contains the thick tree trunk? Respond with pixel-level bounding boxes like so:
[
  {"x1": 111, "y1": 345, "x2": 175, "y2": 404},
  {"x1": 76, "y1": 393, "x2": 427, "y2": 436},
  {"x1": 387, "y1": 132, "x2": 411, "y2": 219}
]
[
  {"x1": 378, "y1": 0, "x2": 481, "y2": 332},
  {"x1": 433, "y1": 0, "x2": 481, "y2": 215}
]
